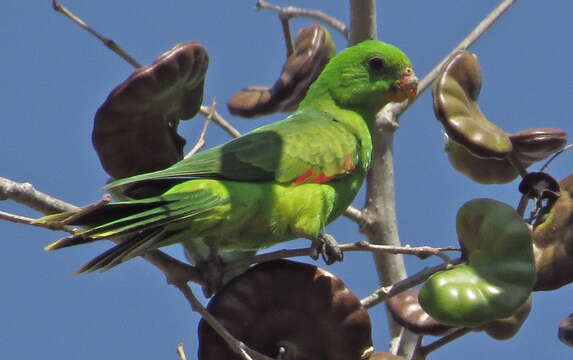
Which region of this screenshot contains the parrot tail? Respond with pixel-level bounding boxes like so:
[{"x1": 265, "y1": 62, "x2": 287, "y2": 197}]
[{"x1": 39, "y1": 189, "x2": 228, "y2": 272}]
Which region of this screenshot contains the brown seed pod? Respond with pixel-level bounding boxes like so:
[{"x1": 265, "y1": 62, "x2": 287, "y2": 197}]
[
  {"x1": 386, "y1": 289, "x2": 452, "y2": 336},
  {"x1": 510, "y1": 128, "x2": 567, "y2": 163},
  {"x1": 444, "y1": 136, "x2": 519, "y2": 185},
  {"x1": 93, "y1": 42, "x2": 209, "y2": 179},
  {"x1": 227, "y1": 24, "x2": 336, "y2": 118},
  {"x1": 432, "y1": 51, "x2": 512, "y2": 159},
  {"x1": 532, "y1": 174, "x2": 573, "y2": 291},
  {"x1": 445, "y1": 128, "x2": 568, "y2": 185},
  {"x1": 198, "y1": 259, "x2": 373, "y2": 360},
  {"x1": 558, "y1": 313, "x2": 573, "y2": 347},
  {"x1": 480, "y1": 296, "x2": 532, "y2": 340}
]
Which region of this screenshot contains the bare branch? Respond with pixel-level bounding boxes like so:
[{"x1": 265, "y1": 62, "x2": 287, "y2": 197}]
[
  {"x1": 256, "y1": 0, "x2": 348, "y2": 39},
  {"x1": 0, "y1": 177, "x2": 78, "y2": 214},
  {"x1": 360, "y1": 258, "x2": 463, "y2": 309},
  {"x1": 416, "y1": 328, "x2": 472, "y2": 358},
  {"x1": 176, "y1": 343, "x2": 187, "y2": 360},
  {"x1": 360, "y1": 1, "x2": 517, "y2": 355},
  {"x1": 173, "y1": 282, "x2": 274, "y2": 360},
  {"x1": 53, "y1": 2, "x2": 240, "y2": 141},
  {"x1": 186, "y1": 107, "x2": 213, "y2": 158},
  {"x1": 349, "y1": 0, "x2": 376, "y2": 44},
  {"x1": 0, "y1": 210, "x2": 75, "y2": 233},
  {"x1": 343, "y1": 205, "x2": 365, "y2": 224},
  {"x1": 224, "y1": 241, "x2": 459, "y2": 273},
  {"x1": 52, "y1": 0, "x2": 142, "y2": 68},
  {"x1": 199, "y1": 106, "x2": 241, "y2": 139},
  {"x1": 389, "y1": 0, "x2": 518, "y2": 119}
]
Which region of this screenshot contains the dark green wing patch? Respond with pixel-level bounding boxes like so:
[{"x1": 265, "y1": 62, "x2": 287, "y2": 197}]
[{"x1": 106, "y1": 110, "x2": 361, "y2": 190}]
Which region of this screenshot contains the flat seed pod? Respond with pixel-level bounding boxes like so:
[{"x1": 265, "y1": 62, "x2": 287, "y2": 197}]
[
  {"x1": 93, "y1": 42, "x2": 209, "y2": 179},
  {"x1": 558, "y1": 313, "x2": 573, "y2": 347},
  {"x1": 227, "y1": 25, "x2": 336, "y2": 118},
  {"x1": 481, "y1": 296, "x2": 532, "y2": 340},
  {"x1": 532, "y1": 174, "x2": 573, "y2": 291},
  {"x1": 198, "y1": 259, "x2": 373, "y2": 360},
  {"x1": 432, "y1": 51, "x2": 512, "y2": 159},
  {"x1": 387, "y1": 288, "x2": 452, "y2": 336},
  {"x1": 419, "y1": 199, "x2": 535, "y2": 327},
  {"x1": 510, "y1": 128, "x2": 567, "y2": 163},
  {"x1": 445, "y1": 135, "x2": 519, "y2": 184}
]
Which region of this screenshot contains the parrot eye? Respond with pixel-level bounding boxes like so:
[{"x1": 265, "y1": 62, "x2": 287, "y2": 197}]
[{"x1": 368, "y1": 56, "x2": 385, "y2": 71}]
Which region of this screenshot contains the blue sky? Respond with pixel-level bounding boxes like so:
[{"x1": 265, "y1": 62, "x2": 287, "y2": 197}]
[{"x1": 2, "y1": 1, "x2": 573, "y2": 359}]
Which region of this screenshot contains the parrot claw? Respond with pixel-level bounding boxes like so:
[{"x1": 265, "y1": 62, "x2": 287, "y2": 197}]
[{"x1": 311, "y1": 233, "x2": 344, "y2": 265}]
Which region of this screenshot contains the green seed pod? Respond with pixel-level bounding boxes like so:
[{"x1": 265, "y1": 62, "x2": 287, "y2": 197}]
[{"x1": 419, "y1": 199, "x2": 535, "y2": 327}]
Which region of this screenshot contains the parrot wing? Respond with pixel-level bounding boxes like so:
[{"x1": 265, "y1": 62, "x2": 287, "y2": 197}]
[{"x1": 105, "y1": 110, "x2": 363, "y2": 190}]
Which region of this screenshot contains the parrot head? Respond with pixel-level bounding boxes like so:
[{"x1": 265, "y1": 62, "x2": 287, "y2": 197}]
[{"x1": 301, "y1": 40, "x2": 418, "y2": 114}]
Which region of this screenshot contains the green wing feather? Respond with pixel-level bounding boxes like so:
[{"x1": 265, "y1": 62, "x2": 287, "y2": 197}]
[
  {"x1": 44, "y1": 190, "x2": 227, "y2": 251},
  {"x1": 105, "y1": 110, "x2": 362, "y2": 190}
]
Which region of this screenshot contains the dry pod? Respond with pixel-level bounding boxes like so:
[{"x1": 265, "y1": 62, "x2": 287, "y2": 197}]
[
  {"x1": 558, "y1": 313, "x2": 573, "y2": 347},
  {"x1": 432, "y1": 51, "x2": 512, "y2": 159},
  {"x1": 93, "y1": 42, "x2": 209, "y2": 179},
  {"x1": 444, "y1": 136, "x2": 519, "y2": 184},
  {"x1": 227, "y1": 24, "x2": 336, "y2": 118},
  {"x1": 480, "y1": 296, "x2": 532, "y2": 340},
  {"x1": 387, "y1": 288, "x2": 452, "y2": 336},
  {"x1": 533, "y1": 174, "x2": 573, "y2": 290},
  {"x1": 510, "y1": 128, "x2": 567, "y2": 164},
  {"x1": 198, "y1": 259, "x2": 373, "y2": 360}
]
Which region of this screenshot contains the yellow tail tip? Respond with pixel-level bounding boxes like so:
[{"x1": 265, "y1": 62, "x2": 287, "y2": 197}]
[{"x1": 44, "y1": 242, "x2": 60, "y2": 251}]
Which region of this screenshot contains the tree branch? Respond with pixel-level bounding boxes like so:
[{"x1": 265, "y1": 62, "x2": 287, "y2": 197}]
[
  {"x1": 360, "y1": 258, "x2": 462, "y2": 309},
  {"x1": 349, "y1": 0, "x2": 377, "y2": 45},
  {"x1": 256, "y1": 0, "x2": 348, "y2": 39},
  {"x1": 199, "y1": 106, "x2": 241, "y2": 138},
  {"x1": 360, "y1": 1, "x2": 517, "y2": 356},
  {"x1": 173, "y1": 282, "x2": 274, "y2": 360},
  {"x1": 52, "y1": 0, "x2": 142, "y2": 68}
]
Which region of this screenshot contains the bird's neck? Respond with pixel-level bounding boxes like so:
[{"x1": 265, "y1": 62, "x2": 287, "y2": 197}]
[
  {"x1": 298, "y1": 93, "x2": 386, "y2": 134},
  {"x1": 299, "y1": 95, "x2": 381, "y2": 171}
]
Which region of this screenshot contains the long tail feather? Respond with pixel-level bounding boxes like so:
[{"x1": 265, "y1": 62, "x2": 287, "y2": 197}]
[{"x1": 43, "y1": 189, "x2": 228, "y2": 272}]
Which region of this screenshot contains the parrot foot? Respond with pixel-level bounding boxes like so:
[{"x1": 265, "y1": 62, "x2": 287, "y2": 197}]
[{"x1": 310, "y1": 233, "x2": 344, "y2": 265}]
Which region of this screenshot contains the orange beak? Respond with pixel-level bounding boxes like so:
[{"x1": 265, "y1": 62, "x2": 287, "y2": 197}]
[{"x1": 386, "y1": 67, "x2": 418, "y2": 104}]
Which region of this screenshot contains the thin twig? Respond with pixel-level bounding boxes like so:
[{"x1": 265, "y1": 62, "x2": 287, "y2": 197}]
[
  {"x1": 176, "y1": 343, "x2": 187, "y2": 360},
  {"x1": 343, "y1": 205, "x2": 365, "y2": 224},
  {"x1": 279, "y1": 14, "x2": 295, "y2": 57},
  {"x1": 173, "y1": 282, "x2": 274, "y2": 360},
  {"x1": 540, "y1": 143, "x2": 573, "y2": 172},
  {"x1": 225, "y1": 241, "x2": 459, "y2": 273},
  {"x1": 199, "y1": 106, "x2": 241, "y2": 138},
  {"x1": 186, "y1": 106, "x2": 213, "y2": 158},
  {"x1": 52, "y1": 2, "x2": 240, "y2": 140},
  {"x1": 256, "y1": 0, "x2": 348, "y2": 39},
  {"x1": 389, "y1": 0, "x2": 518, "y2": 119},
  {"x1": 0, "y1": 177, "x2": 78, "y2": 214},
  {"x1": 52, "y1": 0, "x2": 142, "y2": 68},
  {"x1": 417, "y1": 327, "x2": 472, "y2": 358},
  {"x1": 360, "y1": 258, "x2": 463, "y2": 309},
  {"x1": 0, "y1": 210, "x2": 75, "y2": 233}
]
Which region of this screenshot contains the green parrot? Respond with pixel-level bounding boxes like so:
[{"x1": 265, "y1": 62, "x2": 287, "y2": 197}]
[{"x1": 40, "y1": 40, "x2": 417, "y2": 275}]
